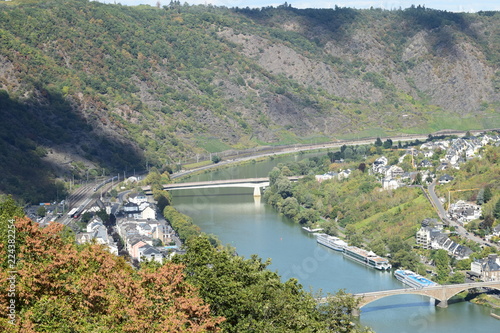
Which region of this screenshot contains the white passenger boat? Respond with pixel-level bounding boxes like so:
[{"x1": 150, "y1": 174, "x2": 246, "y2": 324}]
[
  {"x1": 394, "y1": 269, "x2": 438, "y2": 288},
  {"x1": 343, "y1": 246, "x2": 392, "y2": 270},
  {"x1": 316, "y1": 233, "x2": 348, "y2": 252}
]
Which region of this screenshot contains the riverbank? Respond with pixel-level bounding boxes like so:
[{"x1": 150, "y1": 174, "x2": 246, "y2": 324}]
[
  {"x1": 470, "y1": 293, "x2": 500, "y2": 309},
  {"x1": 173, "y1": 148, "x2": 328, "y2": 182},
  {"x1": 172, "y1": 129, "x2": 483, "y2": 182}
]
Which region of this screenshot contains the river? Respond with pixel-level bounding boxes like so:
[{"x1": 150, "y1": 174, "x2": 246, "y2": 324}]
[{"x1": 172, "y1": 153, "x2": 498, "y2": 332}]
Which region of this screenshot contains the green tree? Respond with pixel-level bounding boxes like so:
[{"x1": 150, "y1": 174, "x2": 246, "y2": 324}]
[
  {"x1": 211, "y1": 155, "x2": 221, "y2": 164},
  {"x1": 282, "y1": 197, "x2": 299, "y2": 218},
  {"x1": 454, "y1": 258, "x2": 472, "y2": 270},
  {"x1": 391, "y1": 249, "x2": 420, "y2": 270},
  {"x1": 481, "y1": 214, "x2": 494, "y2": 230},
  {"x1": 343, "y1": 147, "x2": 354, "y2": 159},
  {"x1": 318, "y1": 290, "x2": 371, "y2": 332},
  {"x1": 36, "y1": 206, "x2": 47, "y2": 218},
  {"x1": 302, "y1": 192, "x2": 315, "y2": 208},
  {"x1": 344, "y1": 224, "x2": 357, "y2": 242},
  {"x1": 153, "y1": 189, "x2": 171, "y2": 212},
  {"x1": 81, "y1": 211, "x2": 92, "y2": 223},
  {"x1": 476, "y1": 188, "x2": 485, "y2": 205},
  {"x1": 144, "y1": 168, "x2": 162, "y2": 186},
  {"x1": 275, "y1": 175, "x2": 293, "y2": 198},
  {"x1": 294, "y1": 208, "x2": 319, "y2": 225},
  {"x1": 109, "y1": 188, "x2": 118, "y2": 198},
  {"x1": 96, "y1": 210, "x2": 110, "y2": 225},
  {"x1": 494, "y1": 199, "x2": 500, "y2": 219},
  {"x1": 432, "y1": 249, "x2": 450, "y2": 284},
  {"x1": 269, "y1": 167, "x2": 281, "y2": 186},
  {"x1": 172, "y1": 236, "x2": 363, "y2": 332},
  {"x1": 382, "y1": 138, "x2": 393, "y2": 149},
  {"x1": 448, "y1": 272, "x2": 465, "y2": 284},
  {"x1": 387, "y1": 236, "x2": 410, "y2": 254},
  {"x1": 349, "y1": 233, "x2": 363, "y2": 247},
  {"x1": 483, "y1": 186, "x2": 492, "y2": 203},
  {"x1": 163, "y1": 206, "x2": 201, "y2": 242},
  {"x1": 413, "y1": 172, "x2": 422, "y2": 185},
  {"x1": 369, "y1": 238, "x2": 386, "y2": 255}
]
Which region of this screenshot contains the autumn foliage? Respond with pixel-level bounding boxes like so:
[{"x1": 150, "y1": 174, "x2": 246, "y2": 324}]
[{"x1": 0, "y1": 217, "x2": 223, "y2": 332}]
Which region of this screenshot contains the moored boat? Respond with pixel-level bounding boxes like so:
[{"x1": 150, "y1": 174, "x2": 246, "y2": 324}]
[
  {"x1": 316, "y1": 233, "x2": 348, "y2": 252},
  {"x1": 394, "y1": 269, "x2": 438, "y2": 289},
  {"x1": 303, "y1": 226, "x2": 324, "y2": 233},
  {"x1": 343, "y1": 246, "x2": 391, "y2": 270}
]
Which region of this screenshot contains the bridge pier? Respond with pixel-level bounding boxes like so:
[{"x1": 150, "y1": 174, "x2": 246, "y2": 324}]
[
  {"x1": 435, "y1": 299, "x2": 448, "y2": 308},
  {"x1": 253, "y1": 186, "x2": 261, "y2": 197}
]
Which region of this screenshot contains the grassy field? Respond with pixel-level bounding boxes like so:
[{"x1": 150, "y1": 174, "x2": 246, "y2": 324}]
[
  {"x1": 195, "y1": 137, "x2": 232, "y2": 153},
  {"x1": 182, "y1": 160, "x2": 214, "y2": 170},
  {"x1": 338, "y1": 128, "x2": 389, "y2": 140},
  {"x1": 338, "y1": 113, "x2": 500, "y2": 140},
  {"x1": 254, "y1": 130, "x2": 331, "y2": 146},
  {"x1": 416, "y1": 113, "x2": 500, "y2": 134},
  {"x1": 352, "y1": 194, "x2": 437, "y2": 239}
]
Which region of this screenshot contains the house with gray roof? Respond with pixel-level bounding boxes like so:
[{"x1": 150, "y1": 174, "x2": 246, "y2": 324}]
[
  {"x1": 128, "y1": 192, "x2": 148, "y2": 205},
  {"x1": 76, "y1": 217, "x2": 118, "y2": 255},
  {"x1": 416, "y1": 219, "x2": 472, "y2": 259},
  {"x1": 418, "y1": 159, "x2": 433, "y2": 168},
  {"x1": 138, "y1": 244, "x2": 163, "y2": 263},
  {"x1": 438, "y1": 174, "x2": 454, "y2": 184},
  {"x1": 470, "y1": 254, "x2": 500, "y2": 282}
]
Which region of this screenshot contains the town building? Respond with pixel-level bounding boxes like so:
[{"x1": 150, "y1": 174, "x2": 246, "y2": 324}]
[
  {"x1": 448, "y1": 200, "x2": 481, "y2": 225},
  {"x1": 138, "y1": 244, "x2": 163, "y2": 263},
  {"x1": 470, "y1": 254, "x2": 500, "y2": 282},
  {"x1": 416, "y1": 219, "x2": 472, "y2": 259},
  {"x1": 315, "y1": 171, "x2": 338, "y2": 182},
  {"x1": 438, "y1": 174, "x2": 454, "y2": 184},
  {"x1": 128, "y1": 192, "x2": 148, "y2": 205},
  {"x1": 338, "y1": 169, "x2": 352, "y2": 180},
  {"x1": 382, "y1": 178, "x2": 399, "y2": 190},
  {"x1": 75, "y1": 216, "x2": 118, "y2": 255}
]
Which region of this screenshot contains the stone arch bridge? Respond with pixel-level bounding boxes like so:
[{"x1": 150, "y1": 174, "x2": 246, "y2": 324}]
[{"x1": 351, "y1": 281, "x2": 500, "y2": 315}]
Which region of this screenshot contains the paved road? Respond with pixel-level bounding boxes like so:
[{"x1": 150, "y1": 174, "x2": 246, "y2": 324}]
[
  {"x1": 117, "y1": 190, "x2": 130, "y2": 204},
  {"x1": 427, "y1": 181, "x2": 448, "y2": 221},
  {"x1": 427, "y1": 180, "x2": 498, "y2": 249},
  {"x1": 172, "y1": 129, "x2": 491, "y2": 181}
]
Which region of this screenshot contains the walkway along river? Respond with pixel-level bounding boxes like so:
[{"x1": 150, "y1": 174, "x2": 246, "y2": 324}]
[{"x1": 172, "y1": 153, "x2": 498, "y2": 333}]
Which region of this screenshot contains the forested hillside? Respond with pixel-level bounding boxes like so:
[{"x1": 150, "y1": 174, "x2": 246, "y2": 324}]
[{"x1": 1, "y1": 0, "x2": 499, "y2": 201}]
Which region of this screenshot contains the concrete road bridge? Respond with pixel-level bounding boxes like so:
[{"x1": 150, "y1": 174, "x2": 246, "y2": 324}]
[
  {"x1": 142, "y1": 176, "x2": 301, "y2": 197},
  {"x1": 317, "y1": 281, "x2": 500, "y2": 316}
]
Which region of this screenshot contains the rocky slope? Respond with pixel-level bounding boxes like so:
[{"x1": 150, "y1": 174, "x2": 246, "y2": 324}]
[{"x1": 0, "y1": 1, "x2": 499, "y2": 200}]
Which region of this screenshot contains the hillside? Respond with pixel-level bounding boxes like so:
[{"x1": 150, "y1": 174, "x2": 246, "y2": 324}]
[{"x1": 0, "y1": 0, "x2": 499, "y2": 201}]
